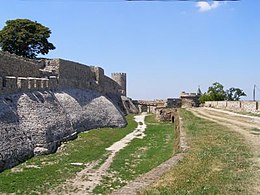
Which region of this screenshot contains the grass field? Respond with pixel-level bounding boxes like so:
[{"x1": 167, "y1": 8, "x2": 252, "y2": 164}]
[
  {"x1": 93, "y1": 114, "x2": 175, "y2": 194},
  {"x1": 0, "y1": 115, "x2": 137, "y2": 194},
  {"x1": 1, "y1": 110, "x2": 252, "y2": 195},
  {"x1": 141, "y1": 109, "x2": 254, "y2": 195}
]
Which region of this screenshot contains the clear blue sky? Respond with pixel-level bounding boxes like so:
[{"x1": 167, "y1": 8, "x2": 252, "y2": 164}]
[{"x1": 1, "y1": 0, "x2": 260, "y2": 100}]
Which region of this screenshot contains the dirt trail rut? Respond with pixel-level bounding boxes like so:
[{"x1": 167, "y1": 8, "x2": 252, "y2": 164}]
[
  {"x1": 190, "y1": 107, "x2": 260, "y2": 194},
  {"x1": 51, "y1": 113, "x2": 148, "y2": 195}
]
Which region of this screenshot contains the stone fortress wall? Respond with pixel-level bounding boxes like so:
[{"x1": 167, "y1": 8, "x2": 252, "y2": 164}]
[
  {"x1": 0, "y1": 51, "x2": 129, "y2": 172},
  {"x1": 204, "y1": 100, "x2": 260, "y2": 113},
  {"x1": 133, "y1": 98, "x2": 182, "y2": 113},
  {"x1": 0, "y1": 51, "x2": 126, "y2": 97},
  {"x1": 0, "y1": 51, "x2": 43, "y2": 77},
  {"x1": 111, "y1": 73, "x2": 126, "y2": 96},
  {"x1": 133, "y1": 91, "x2": 200, "y2": 114},
  {"x1": 180, "y1": 91, "x2": 200, "y2": 108}
]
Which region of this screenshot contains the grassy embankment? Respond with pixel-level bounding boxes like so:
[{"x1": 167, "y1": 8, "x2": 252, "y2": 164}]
[
  {"x1": 142, "y1": 109, "x2": 254, "y2": 195},
  {"x1": 93, "y1": 114, "x2": 175, "y2": 194},
  {"x1": 236, "y1": 111, "x2": 260, "y2": 118},
  {"x1": 0, "y1": 115, "x2": 137, "y2": 194}
]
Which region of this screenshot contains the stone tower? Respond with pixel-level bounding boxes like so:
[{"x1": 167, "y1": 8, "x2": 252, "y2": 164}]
[{"x1": 111, "y1": 73, "x2": 126, "y2": 96}]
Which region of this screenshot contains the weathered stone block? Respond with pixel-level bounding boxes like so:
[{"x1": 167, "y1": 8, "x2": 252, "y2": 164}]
[
  {"x1": 241, "y1": 101, "x2": 257, "y2": 112},
  {"x1": 28, "y1": 78, "x2": 36, "y2": 90},
  {"x1": 17, "y1": 77, "x2": 28, "y2": 91},
  {"x1": 4, "y1": 76, "x2": 17, "y2": 93},
  {"x1": 217, "y1": 101, "x2": 227, "y2": 109},
  {"x1": 49, "y1": 76, "x2": 57, "y2": 89},
  {"x1": 35, "y1": 78, "x2": 42, "y2": 90},
  {"x1": 42, "y1": 78, "x2": 48, "y2": 89},
  {"x1": 226, "y1": 101, "x2": 241, "y2": 110}
]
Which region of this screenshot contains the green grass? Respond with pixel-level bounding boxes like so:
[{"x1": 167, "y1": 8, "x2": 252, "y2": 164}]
[
  {"x1": 227, "y1": 109, "x2": 260, "y2": 117},
  {"x1": 250, "y1": 128, "x2": 260, "y2": 135},
  {"x1": 141, "y1": 109, "x2": 254, "y2": 195},
  {"x1": 93, "y1": 114, "x2": 175, "y2": 194},
  {"x1": 0, "y1": 115, "x2": 137, "y2": 194},
  {"x1": 251, "y1": 128, "x2": 260, "y2": 132}
]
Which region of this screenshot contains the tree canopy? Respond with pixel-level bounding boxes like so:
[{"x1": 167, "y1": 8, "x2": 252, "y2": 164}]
[
  {"x1": 0, "y1": 19, "x2": 55, "y2": 59},
  {"x1": 199, "y1": 82, "x2": 246, "y2": 103},
  {"x1": 226, "y1": 87, "x2": 247, "y2": 101}
]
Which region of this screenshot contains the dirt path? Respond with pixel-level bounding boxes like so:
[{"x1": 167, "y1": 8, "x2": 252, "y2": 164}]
[
  {"x1": 111, "y1": 115, "x2": 188, "y2": 195},
  {"x1": 189, "y1": 107, "x2": 260, "y2": 194},
  {"x1": 51, "y1": 113, "x2": 148, "y2": 195}
]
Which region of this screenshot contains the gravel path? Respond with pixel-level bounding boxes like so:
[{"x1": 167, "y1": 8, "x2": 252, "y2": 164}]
[{"x1": 189, "y1": 107, "x2": 260, "y2": 194}]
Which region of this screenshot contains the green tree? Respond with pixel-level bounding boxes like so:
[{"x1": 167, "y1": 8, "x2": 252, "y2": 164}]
[
  {"x1": 0, "y1": 19, "x2": 55, "y2": 59},
  {"x1": 226, "y1": 87, "x2": 246, "y2": 101},
  {"x1": 200, "y1": 82, "x2": 247, "y2": 103},
  {"x1": 199, "y1": 82, "x2": 226, "y2": 103}
]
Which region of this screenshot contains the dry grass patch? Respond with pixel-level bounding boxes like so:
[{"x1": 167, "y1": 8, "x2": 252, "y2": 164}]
[{"x1": 141, "y1": 109, "x2": 254, "y2": 195}]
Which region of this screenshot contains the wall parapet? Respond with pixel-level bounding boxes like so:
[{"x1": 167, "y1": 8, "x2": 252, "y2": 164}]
[
  {"x1": 204, "y1": 101, "x2": 260, "y2": 113},
  {"x1": 0, "y1": 51, "x2": 44, "y2": 66},
  {"x1": 0, "y1": 51, "x2": 126, "y2": 97},
  {"x1": 0, "y1": 76, "x2": 58, "y2": 95}
]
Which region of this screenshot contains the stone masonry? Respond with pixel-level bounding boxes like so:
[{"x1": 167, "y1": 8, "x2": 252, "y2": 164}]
[
  {"x1": 205, "y1": 100, "x2": 260, "y2": 113},
  {"x1": 0, "y1": 51, "x2": 130, "y2": 172}
]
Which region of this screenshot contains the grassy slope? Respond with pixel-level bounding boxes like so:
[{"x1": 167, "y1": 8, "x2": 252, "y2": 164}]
[
  {"x1": 0, "y1": 115, "x2": 137, "y2": 194},
  {"x1": 142, "y1": 109, "x2": 254, "y2": 195},
  {"x1": 94, "y1": 114, "x2": 175, "y2": 194}
]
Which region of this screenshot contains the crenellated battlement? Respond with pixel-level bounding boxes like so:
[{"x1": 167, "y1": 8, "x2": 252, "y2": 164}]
[
  {"x1": 0, "y1": 76, "x2": 58, "y2": 95},
  {"x1": 111, "y1": 73, "x2": 126, "y2": 77},
  {"x1": 0, "y1": 51, "x2": 127, "y2": 97}
]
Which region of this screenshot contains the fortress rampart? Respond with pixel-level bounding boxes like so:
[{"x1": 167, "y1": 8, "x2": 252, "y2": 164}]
[
  {"x1": 0, "y1": 51, "x2": 44, "y2": 77},
  {"x1": 0, "y1": 51, "x2": 126, "y2": 97},
  {"x1": 0, "y1": 76, "x2": 57, "y2": 95},
  {"x1": 0, "y1": 51, "x2": 129, "y2": 172}
]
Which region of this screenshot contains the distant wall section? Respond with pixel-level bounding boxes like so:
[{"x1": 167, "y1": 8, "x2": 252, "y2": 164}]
[
  {"x1": 180, "y1": 92, "x2": 200, "y2": 108},
  {"x1": 204, "y1": 101, "x2": 260, "y2": 113},
  {"x1": 133, "y1": 98, "x2": 182, "y2": 113}
]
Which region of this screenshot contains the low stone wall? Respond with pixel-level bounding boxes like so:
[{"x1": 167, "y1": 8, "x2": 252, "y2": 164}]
[
  {"x1": 204, "y1": 101, "x2": 260, "y2": 113},
  {"x1": 0, "y1": 89, "x2": 126, "y2": 172},
  {"x1": 154, "y1": 108, "x2": 187, "y2": 152},
  {"x1": 133, "y1": 98, "x2": 181, "y2": 114},
  {"x1": 155, "y1": 108, "x2": 177, "y2": 123}
]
